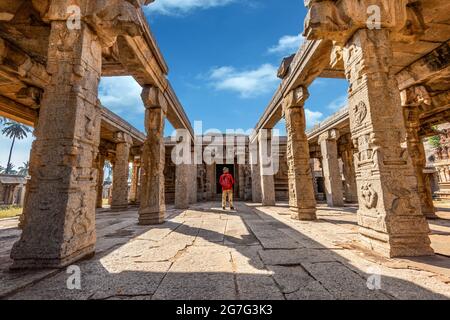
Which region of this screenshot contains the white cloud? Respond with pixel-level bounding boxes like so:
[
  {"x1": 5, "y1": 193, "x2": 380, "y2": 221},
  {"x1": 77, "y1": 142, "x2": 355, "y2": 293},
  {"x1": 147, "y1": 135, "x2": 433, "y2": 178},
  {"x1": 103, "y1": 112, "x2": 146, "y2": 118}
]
[
  {"x1": 268, "y1": 34, "x2": 304, "y2": 55},
  {"x1": 305, "y1": 109, "x2": 323, "y2": 128},
  {"x1": 326, "y1": 94, "x2": 348, "y2": 111},
  {"x1": 145, "y1": 0, "x2": 235, "y2": 15},
  {"x1": 99, "y1": 76, "x2": 145, "y2": 117},
  {"x1": 208, "y1": 64, "x2": 279, "y2": 98}
]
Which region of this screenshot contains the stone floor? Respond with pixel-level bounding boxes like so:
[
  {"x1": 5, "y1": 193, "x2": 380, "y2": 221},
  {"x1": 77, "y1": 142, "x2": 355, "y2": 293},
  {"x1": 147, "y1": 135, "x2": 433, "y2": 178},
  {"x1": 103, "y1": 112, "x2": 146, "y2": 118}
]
[{"x1": 1, "y1": 202, "x2": 450, "y2": 300}]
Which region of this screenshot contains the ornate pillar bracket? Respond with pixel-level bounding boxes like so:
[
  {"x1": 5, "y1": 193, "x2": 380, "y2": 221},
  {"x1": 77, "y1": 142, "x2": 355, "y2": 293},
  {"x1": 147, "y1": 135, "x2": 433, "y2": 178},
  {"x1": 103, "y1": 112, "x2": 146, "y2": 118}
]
[
  {"x1": 139, "y1": 86, "x2": 166, "y2": 225},
  {"x1": 318, "y1": 129, "x2": 344, "y2": 207},
  {"x1": 283, "y1": 86, "x2": 317, "y2": 220}
]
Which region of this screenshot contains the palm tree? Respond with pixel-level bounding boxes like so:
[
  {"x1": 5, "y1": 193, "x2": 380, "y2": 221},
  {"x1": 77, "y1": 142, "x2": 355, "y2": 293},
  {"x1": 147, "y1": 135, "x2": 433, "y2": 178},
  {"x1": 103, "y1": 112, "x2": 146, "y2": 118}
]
[
  {"x1": 17, "y1": 161, "x2": 29, "y2": 176},
  {"x1": 1, "y1": 121, "x2": 32, "y2": 174}
]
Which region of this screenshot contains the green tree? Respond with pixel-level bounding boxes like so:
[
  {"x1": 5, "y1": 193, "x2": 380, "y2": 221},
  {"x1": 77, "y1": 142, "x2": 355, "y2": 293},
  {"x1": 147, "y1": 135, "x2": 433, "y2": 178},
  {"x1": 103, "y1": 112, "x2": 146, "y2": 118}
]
[
  {"x1": 104, "y1": 161, "x2": 112, "y2": 183},
  {"x1": 1, "y1": 121, "x2": 32, "y2": 174},
  {"x1": 17, "y1": 161, "x2": 29, "y2": 176},
  {"x1": 429, "y1": 135, "x2": 442, "y2": 149}
]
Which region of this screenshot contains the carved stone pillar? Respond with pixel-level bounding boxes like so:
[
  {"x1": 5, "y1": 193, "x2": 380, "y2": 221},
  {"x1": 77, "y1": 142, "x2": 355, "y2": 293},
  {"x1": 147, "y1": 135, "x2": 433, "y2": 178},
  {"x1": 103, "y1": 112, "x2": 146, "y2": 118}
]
[
  {"x1": 129, "y1": 157, "x2": 140, "y2": 204},
  {"x1": 11, "y1": 22, "x2": 102, "y2": 269},
  {"x1": 344, "y1": 29, "x2": 432, "y2": 257},
  {"x1": 96, "y1": 147, "x2": 107, "y2": 208},
  {"x1": 319, "y1": 130, "x2": 344, "y2": 207},
  {"x1": 283, "y1": 87, "x2": 317, "y2": 220},
  {"x1": 402, "y1": 87, "x2": 438, "y2": 219},
  {"x1": 139, "y1": 86, "x2": 166, "y2": 225},
  {"x1": 258, "y1": 130, "x2": 276, "y2": 206},
  {"x1": 175, "y1": 164, "x2": 189, "y2": 209},
  {"x1": 238, "y1": 164, "x2": 246, "y2": 200},
  {"x1": 250, "y1": 141, "x2": 262, "y2": 203},
  {"x1": 111, "y1": 132, "x2": 132, "y2": 211},
  {"x1": 340, "y1": 135, "x2": 358, "y2": 203}
]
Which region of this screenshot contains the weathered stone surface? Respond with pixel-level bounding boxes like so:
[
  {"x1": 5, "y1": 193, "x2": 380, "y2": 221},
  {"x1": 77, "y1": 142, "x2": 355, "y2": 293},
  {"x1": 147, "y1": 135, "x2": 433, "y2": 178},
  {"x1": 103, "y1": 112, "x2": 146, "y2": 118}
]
[
  {"x1": 283, "y1": 87, "x2": 317, "y2": 220},
  {"x1": 258, "y1": 130, "x2": 276, "y2": 206},
  {"x1": 10, "y1": 21, "x2": 102, "y2": 269},
  {"x1": 175, "y1": 164, "x2": 189, "y2": 209},
  {"x1": 319, "y1": 129, "x2": 344, "y2": 207},
  {"x1": 111, "y1": 132, "x2": 132, "y2": 211},
  {"x1": 139, "y1": 86, "x2": 166, "y2": 225}
]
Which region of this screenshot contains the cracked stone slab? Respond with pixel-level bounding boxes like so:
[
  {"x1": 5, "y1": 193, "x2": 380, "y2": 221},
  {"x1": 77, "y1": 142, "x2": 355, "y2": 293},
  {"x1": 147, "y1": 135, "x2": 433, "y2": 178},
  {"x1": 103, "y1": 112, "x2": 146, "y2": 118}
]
[
  {"x1": 258, "y1": 249, "x2": 340, "y2": 266},
  {"x1": 268, "y1": 265, "x2": 333, "y2": 300},
  {"x1": 301, "y1": 262, "x2": 389, "y2": 300}
]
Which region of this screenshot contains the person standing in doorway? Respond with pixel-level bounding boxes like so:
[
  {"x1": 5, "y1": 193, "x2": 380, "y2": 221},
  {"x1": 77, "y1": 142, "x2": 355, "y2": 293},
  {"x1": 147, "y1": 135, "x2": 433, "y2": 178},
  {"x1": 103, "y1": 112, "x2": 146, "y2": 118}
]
[{"x1": 219, "y1": 167, "x2": 235, "y2": 210}]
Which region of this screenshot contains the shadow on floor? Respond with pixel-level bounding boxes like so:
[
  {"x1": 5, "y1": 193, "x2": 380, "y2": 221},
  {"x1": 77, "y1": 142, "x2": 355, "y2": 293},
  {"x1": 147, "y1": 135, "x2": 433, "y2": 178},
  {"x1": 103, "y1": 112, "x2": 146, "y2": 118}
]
[{"x1": 0, "y1": 202, "x2": 449, "y2": 300}]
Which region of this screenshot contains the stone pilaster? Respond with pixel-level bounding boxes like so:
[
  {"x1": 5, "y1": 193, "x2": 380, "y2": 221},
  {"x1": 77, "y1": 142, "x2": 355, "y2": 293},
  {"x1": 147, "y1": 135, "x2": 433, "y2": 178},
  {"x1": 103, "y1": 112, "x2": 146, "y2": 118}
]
[
  {"x1": 139, "y1": 86, "x2": 166, "y2": 225},
  {"x1": 401, "y1": 87, "x2": 438, "y2": 219},
  {"x1": 340, "y1": 135, "x2": 358, "y2": 203},
  {"x1": 238, "y1": 164, "x2": 246, "y2": 200},
  {"x1": 11, "y1": 21, "x2": 102, "y2": 269},
  {"x1": 175, "y1": 164, "x2": 189, "y2": 209},
  {"x1": 111, "y1": 132, "x2": 132, "y2": 211},
  {"x1": 129, "y1": 157, "x2": 140, "y2": 204},
  {"x1": 344, "y1": 29, "x2": 433, "y2": 257},
  {"x1": 258, "y1": 130, "x2": 276, "y2": 206},
  {"x1": 319, "y1": 130, "x2": 344, "y2": 207},
  {"x1": 283, "y1": 87, "x2": 317, "y2": 220}
]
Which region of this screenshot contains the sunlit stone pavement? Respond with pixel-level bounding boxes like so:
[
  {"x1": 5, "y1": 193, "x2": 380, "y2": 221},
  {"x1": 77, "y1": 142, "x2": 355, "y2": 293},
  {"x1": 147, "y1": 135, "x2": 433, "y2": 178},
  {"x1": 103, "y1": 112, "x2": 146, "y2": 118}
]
[{"x1": 1, "y1": 202, "x2": 450, "y2": 300}]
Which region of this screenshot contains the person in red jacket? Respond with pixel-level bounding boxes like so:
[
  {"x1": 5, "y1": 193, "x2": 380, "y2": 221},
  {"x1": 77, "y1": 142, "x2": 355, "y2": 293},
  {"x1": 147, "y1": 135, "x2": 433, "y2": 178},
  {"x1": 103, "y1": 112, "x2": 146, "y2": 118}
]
[{"x1": 219, "y1": 167, "x2": 235, "y2": 210}]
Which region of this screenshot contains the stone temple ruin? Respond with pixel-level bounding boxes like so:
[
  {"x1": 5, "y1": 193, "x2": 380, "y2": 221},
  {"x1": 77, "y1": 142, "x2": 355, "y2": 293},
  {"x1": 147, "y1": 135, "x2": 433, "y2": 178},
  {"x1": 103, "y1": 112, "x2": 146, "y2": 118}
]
[{"x1": 0, "y1": 0, "x2": 450, "y2": 299}]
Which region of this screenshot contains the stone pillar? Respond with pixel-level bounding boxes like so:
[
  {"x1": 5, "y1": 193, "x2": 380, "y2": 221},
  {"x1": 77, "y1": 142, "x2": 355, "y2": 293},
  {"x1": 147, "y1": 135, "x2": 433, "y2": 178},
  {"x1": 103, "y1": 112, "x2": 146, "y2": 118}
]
[
  {"x1": 188, "y1": 152, "x2": 198, "y2": 204},
  {"x1": 238, "y1": 164, "x2": 246, "y2": 200},
  {"x1": 319, "y1": 130, "x2": 344, "y2": 207},
  {"x1": 139, "y1": 86, "x2": 166, "y2": 225},
  {"x1": 175, "y1": 164, "x2": 189, "y2": 209},
  {"x1": 11, "y1": 21, "x2": 102, "y2": 269},
  {"x1": 250, "y1": 141, "x2": 262, "y2": 203},
  {"x1": 96, "y1": 148, "x2": 107, "y2": 208},
  {"x1": 402, "y1": 87, "x2": 438, "y2": 219},
  {"x1": 340, "y1": 135, "x2": 358, "y2": 203},
  {"x1": 111, "y1": 132, "x2": 132, "y2": 211},
  {"x1": 283, "y1": 87, "x2": 317, "y2": 220},
  {"x1": 205, "y1": 164, "x2": 215, "y2": 200},
  {"x1": 258, "y1": 130, "x2": 276, "y2": 206},
  {"x1": 344, "y1": 29, "x2": 432, "y2": 257},
  {"x1": 129, "y1": 157, "x2": 140, "y2": 204}
]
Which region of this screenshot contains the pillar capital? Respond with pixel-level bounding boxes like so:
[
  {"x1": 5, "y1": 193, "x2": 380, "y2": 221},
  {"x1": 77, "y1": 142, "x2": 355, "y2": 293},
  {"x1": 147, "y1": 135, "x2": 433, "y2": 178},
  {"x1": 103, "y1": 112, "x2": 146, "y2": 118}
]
[
  {"x1": 114, "y1": 131, "x2": 133, "y2": 146},
  {"x1": 283, "y1": 86, "x2": 309, "y2": 109},
  {"x1": 141, "y1": 85, "x2": 167, "y2": 113},
  {"x1": 303, "y1": 0, "x2": 427, "y2": 46},
  {"x1": 318, "y1": 129, "x2": 340, "y2": 144}
]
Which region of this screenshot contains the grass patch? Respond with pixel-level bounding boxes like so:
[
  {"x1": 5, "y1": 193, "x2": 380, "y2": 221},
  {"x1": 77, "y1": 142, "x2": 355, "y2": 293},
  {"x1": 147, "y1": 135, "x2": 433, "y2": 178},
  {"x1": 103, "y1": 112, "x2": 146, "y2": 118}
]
[{"x1": 0, "y1": 206, "x2": 23, "y2": 219}]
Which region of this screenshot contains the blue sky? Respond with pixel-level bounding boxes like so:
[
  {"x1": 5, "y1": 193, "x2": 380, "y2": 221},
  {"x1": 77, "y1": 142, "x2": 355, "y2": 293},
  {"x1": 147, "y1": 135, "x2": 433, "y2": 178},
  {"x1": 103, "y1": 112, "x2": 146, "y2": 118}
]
[{"x1": 0, "y1": 0, "x2": 348, "y2": 167}]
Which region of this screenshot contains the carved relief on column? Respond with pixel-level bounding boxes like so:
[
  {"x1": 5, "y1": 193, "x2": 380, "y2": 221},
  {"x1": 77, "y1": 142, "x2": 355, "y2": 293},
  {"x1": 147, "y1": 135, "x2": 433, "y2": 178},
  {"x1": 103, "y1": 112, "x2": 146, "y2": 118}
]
[
  {"x1": 111, "y1": 132, "x2": 132, "y2": 210},
  {"x1": 96, "y1": 146, "x2": 108, "y2": 208},
  {"x1": 11, "y1": 21, "x2": 102, "y2": 269},
  {"x1": 401, "y1": 86, "x2": 438, "y2": 219},
  {"x1": 139, "y1": 86, "x2": 167, "y2": 225},
  {"x1": 343, "y1": 29, "x2": 432, "y2": 257},
  {"x1": 339, "y1": 134, "x2": 358, "y2": 203},
  {"x1": 319, "y1": 129, "x2": 344, "y2": 207},
  {"x1": 283, "y1": 87, "x2": 317, "y2": 220}
]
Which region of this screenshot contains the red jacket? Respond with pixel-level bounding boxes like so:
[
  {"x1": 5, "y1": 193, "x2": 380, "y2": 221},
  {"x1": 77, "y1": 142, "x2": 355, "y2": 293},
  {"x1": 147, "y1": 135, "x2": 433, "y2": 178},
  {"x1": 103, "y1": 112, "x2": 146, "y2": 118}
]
[{"x1": 219, "y1": 173, "x2": 235, "y2": 191}]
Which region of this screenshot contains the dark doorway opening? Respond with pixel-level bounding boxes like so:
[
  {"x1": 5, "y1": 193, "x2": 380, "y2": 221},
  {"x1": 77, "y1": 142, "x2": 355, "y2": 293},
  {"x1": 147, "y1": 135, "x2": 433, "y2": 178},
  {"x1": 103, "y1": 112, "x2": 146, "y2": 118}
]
[{"x1": 216, "y1": 164, "x2": 235, "y2": 194}]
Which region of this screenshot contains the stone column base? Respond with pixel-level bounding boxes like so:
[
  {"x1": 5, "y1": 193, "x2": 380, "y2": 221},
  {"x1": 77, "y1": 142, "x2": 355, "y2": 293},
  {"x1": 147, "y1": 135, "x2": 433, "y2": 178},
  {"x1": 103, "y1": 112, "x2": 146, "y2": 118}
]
[
  {"x1": 139, "y1": 212, "x2": 165, "y2": 225},
  {"x1": 290, "y1": 208, "x2": 317, "y2": 221},
  {"x1": 10, "y1": 245, "x2": 95, "y2": 270},
  {"x1": 111, "y1": 204, "x2": 128, "y2": 211},
  {"x1": 358, "y1": 226, "x2": 434, "y2": 258}
]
